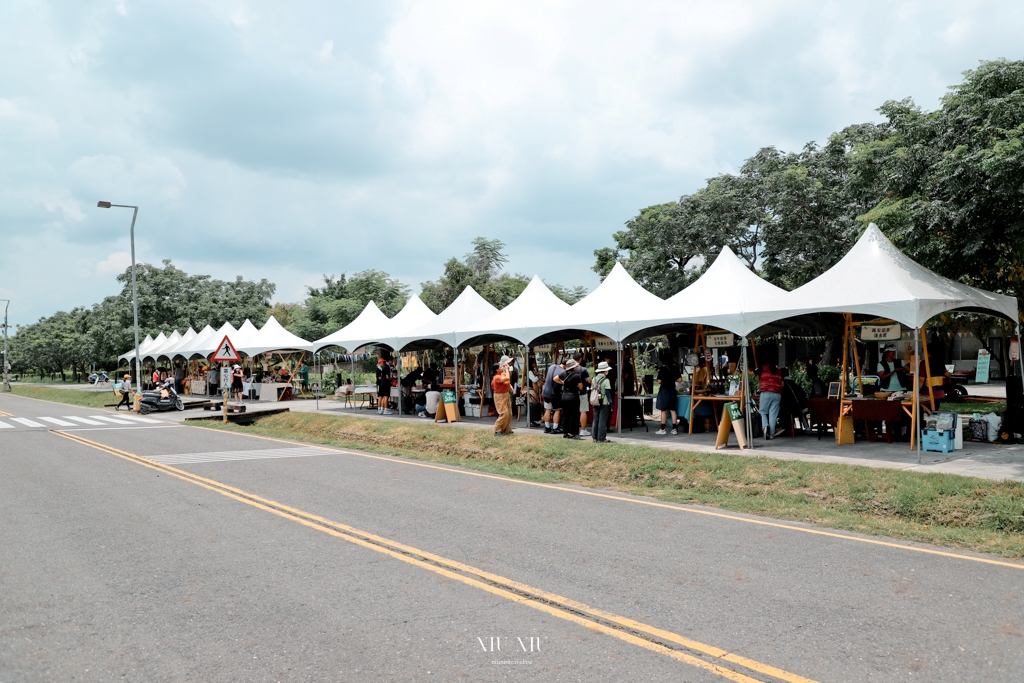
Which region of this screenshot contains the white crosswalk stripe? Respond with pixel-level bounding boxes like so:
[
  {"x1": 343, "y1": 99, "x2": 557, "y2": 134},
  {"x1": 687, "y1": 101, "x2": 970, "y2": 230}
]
[
  {"x1": 10, "y1": 418, "x2": 45, "y2": 428},
  {"x1": 88, "y1": 415, "x2": 136, "y2": 425},
  {"x1": 65, "y1": 416, "x2": 105, "y2": 425},
  {"x1": 39, "y1": 417, "x2": 77, "y2": 427},
  {"x1": 146, "y1": 447, "x2": 326, "y2": 465},
  {"x1": 0, "y1": 420, "x2": 14, "y2": 428},
  {"x1": 113, "y1": 414, "x2": 163, "y2": 424}
]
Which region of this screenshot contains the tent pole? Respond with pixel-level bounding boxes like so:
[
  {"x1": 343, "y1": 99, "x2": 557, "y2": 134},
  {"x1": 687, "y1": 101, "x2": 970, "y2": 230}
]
[
  {"x1": 616, "y1": 342, "x2": 622, "y2": 435},
  {"x1": 1017, "y1": 324, "x2": 1024, "y2": 383},
  {"x1": 921, "y1": 326, "x2": 935, "y2": 411},
  {"x1": 396, "y1": 351, "x2": 402, "y2": 416},
  {"x1": 915, "y1": 327, "x2": 921, "y2": 463},
  {"x1": 523, "y1": 345, "x2": 529, "y2": 427},
  {"x1": 743, "y1": 336, "x2": 753, "y2": 450},
  {"x1": 351, "y1": 355, "x2": 355, "y2": 413}
]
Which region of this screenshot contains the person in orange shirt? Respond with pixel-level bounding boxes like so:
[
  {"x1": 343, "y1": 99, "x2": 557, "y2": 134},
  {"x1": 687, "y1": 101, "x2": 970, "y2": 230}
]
[{"x1": 492, "y1": 355, "x2": 514, "y2": 436}]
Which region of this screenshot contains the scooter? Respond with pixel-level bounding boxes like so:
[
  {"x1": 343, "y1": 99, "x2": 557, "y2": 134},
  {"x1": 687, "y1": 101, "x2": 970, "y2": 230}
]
[
  {"x1": 89, "y1": 371, "x2": 109, "y2": 385},
  {"x1": 138, "y1": 379, "x2": 184, "y2": 414}
]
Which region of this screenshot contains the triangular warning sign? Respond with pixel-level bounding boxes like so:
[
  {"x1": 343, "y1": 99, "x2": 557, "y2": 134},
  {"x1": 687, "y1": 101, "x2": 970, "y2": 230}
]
[{"x1": 212, "y1": 335, "x2": 241, "y2": 362}]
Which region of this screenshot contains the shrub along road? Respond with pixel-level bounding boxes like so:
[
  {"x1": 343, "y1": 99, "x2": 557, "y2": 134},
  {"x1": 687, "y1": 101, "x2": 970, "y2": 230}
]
[{"x1": 3, "y1": 390, "x2": 1024, "y2": 681}]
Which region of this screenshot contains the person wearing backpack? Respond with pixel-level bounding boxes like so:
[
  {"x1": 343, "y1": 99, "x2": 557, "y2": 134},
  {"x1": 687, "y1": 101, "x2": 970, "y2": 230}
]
[{"x1": 590, "y1": 361, "x2": 613, "y2": 443}]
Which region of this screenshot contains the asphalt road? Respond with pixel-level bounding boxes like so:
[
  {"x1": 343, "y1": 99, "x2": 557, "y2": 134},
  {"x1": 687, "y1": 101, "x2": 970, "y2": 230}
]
[{"x1": 2, "y1": 392, "x2": 1023, "y2": 682}]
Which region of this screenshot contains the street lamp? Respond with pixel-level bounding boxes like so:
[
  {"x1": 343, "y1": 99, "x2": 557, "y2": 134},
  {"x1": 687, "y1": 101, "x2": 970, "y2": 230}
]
[
  {"x1": 1, "y1": 299, "x2": 9, "y2": 392},
  {"x1": 97, "y1": 201, "x2": 142, "y2": 409}
]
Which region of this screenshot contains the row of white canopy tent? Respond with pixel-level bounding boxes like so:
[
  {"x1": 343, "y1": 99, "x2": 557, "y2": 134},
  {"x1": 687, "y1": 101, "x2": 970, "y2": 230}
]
[
  {"x1": 304, "y1": 224, "x2": 1021, "y2": 444},
  {"x1": 119, "y1": 316, "x2": 312, "y2": 364},
  {"x1": 307, "y1": 224, "x2": 1018, "y2": 354}
]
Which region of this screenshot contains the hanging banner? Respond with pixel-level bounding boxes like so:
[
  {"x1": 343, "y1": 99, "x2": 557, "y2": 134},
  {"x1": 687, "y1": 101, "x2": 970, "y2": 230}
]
[
  {"x1": 707, "y1": 333, "x2": 735, "y2": 348},
  {"x1": 858, "y1": 324, "x2": 902, "y2": 342},
  {"x1": 533, "y1": 344, "x2": 552, "y2": 353},
  {"x1": 1011, "y1": 337, "x2": 1020, "y2": 362},
  {"x1": 594, "y1": 336, "x2": 617, "y2": 350},
  {"x1": 976, "y1": 349, "x2": 991, "y2": 383}
]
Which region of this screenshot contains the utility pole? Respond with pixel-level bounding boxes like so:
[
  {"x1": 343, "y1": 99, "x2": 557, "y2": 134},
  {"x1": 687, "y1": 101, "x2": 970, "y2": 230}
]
[{"x1": 1, "y1": 299, "x2": 9, "y2": 392}]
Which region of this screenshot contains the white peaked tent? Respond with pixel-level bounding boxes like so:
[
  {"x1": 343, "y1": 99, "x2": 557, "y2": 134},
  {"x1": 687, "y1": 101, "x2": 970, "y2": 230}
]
[
  {"x1": 559, "y1": 263, "x2": 667, "y2": 343},
  {"x1": 309, "y1": 301, "x2": 391, "y2": 353},
  {"x1": 119, "y1": 333, "x2": 155, "y2": 362},
  {"x1": 397, "y1": 287, "x2": 498, "y2": 351},
  {"x1": 383, "y1": 296, "x2": 437, "y2": 349},
  {"x1": 232, "y1": 319, "x2": 259, "y2": 349},
  {"x1": 174, "y1": 325, "x2": 216, "y2": 360},
  {"x1": 660, "y1": 246, "x2": 789, "y2": 337},
  {"x1": 746, "y1": 223, "x2": 1019, "y2": 330},
  {"x1": 456, "y1": 276, "x2": 572, "y2": 348},
  {"x1": 131, "y1": 332, "x2": 166, "y2": 362},
  {"x1": 240, "y1": 316, "x2": 312, "y2": 356},
  {"x1": 144, "y1": 330, "x2": 182, "y2": 362},
  {"x1": 164, "y1": 327, "x2": 198, "y2": 358}
]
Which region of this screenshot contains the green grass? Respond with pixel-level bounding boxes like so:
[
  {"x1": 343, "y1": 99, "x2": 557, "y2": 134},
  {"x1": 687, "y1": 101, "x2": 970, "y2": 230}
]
[
  {"x1": 939, "y1": 400, "x2": 1006, "y2": 415},
  {"x1": 9, "y1": 384, "x2": 119, "y2": 409},
  {"x1": 202, "y1": 411, "x2": 1024, "y2": 559},
  {"x1": 14, "y1": 384, "x2": 1024, "y2": 559}
]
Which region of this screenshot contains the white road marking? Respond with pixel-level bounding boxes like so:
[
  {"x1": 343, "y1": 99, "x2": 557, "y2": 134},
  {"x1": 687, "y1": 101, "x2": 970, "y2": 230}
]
[
  {"x1": 146, "y1": 447, "x2": 326, "y2": 465},
  {"x1": 88, "y1": 415, "x2": 136, "y2": 425},
  {"x1": 112, "y1": 414, "x2": 163, "y2": 424},
  {"x1": 0, "y1": 420, "x2": 14, "y2": 428},
  {"x1": 10, "y1": 418, "x2": 45, "y2": 428},
  {"x1": 65, "y1": 416, "x2": 105, "y2": 425},
  {"x1": 38, "y1": 417, "x2": 77, "y2": 427}
]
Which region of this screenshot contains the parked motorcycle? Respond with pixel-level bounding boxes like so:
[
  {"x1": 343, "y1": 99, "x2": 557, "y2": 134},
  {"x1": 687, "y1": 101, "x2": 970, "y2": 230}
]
[
  {"x1": 138, "y1": 379, "x2": 184, "y2": 414},
  {"x1": 89, "y1": 371, "x2": 109, "y2": 385}
]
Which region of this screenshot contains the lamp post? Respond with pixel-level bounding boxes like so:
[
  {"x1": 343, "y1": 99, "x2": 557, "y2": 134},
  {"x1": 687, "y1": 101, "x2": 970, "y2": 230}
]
[
  {"x1": 1, "y1": 299, "x2": 10, "y2": 392},
  {"x1": 97, "y1": 201, "x2": 142, "y2": 410}
]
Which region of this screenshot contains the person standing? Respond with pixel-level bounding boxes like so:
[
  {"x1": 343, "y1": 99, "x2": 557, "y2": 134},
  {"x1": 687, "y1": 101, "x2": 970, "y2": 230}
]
[
  {"x1": 573, "y1": 352, "x2": 592, "y2": 437},
  {"x1": 758, "y1": 363, "x2": 785, "y2": 439},
  {"x1": 560, "y1": 359, "x2": 584, "y2": 439},
  {"x1": 492, "y1": 355, "x2": 513, "y2": 436},
  {"x1": 591, "y1": 361, "x2": 613, "y2": 443},
  {"x1": 231, "y1": 364, "x2": 244, "y2": 401},
  {"x1": 207, "y1": 365, "x2": 219, "y2": 397},
  {"x1": 719, "y1": 351, "x2": 730, "y2": 379},
  {"x1": 115, "y1": 374, "x2": 133, "y2": 410},
  {"x1": 376, "y1": 356, "x2": 394, "y2": 414},
  {"x1": 655, "y1": 357, "x2": 681, "y2": 435},
  {"x1": 877, "y1": 344, "x2": 909, "y2": 392},
  {"x1": 298, "y1": 362, "x2": 310, "y2": 391},
  {"x1": 542, "y1": 359, "x2": 566, "y2": 434}
]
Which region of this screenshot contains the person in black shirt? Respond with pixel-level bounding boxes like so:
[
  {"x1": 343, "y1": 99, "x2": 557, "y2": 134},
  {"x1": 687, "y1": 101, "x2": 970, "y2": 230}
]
[
  {"x1": 376, "y1": 356, "x2": 393, "y2": 414},
  {"x1": 560, "y1": 358, "x2": 584, "y2": 439},
  {"x1": 655, "y1": 358, "x2": 681, "y2": 435}
]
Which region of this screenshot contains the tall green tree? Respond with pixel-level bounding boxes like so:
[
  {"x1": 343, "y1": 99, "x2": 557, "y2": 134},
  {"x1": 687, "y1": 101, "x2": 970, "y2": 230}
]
[{"x1": 289, "y1": 270, "x2": 411, "y2": 341}]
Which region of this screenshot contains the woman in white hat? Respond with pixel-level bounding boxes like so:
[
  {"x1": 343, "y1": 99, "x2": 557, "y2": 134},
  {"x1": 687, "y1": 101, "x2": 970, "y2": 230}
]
[
  {"x1": 231, "y1": 364, "x2": 245, "y2": 401},
  {"x1": 560, "y1": 358, "x2": 584, "y2": 439},
  {"x1": 591, "y1": 361, "x2": 613, "y2": 443}
]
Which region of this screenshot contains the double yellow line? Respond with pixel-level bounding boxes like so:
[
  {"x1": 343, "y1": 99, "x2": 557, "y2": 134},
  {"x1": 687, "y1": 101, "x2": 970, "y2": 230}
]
[{"x1": 53, "y1": 429, "x2": 816, "y2": 683}]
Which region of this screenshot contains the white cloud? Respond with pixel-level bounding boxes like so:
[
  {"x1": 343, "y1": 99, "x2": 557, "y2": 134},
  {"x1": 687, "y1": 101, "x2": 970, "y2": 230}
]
[
  {"x1": 318, "y1": 39, "x2": 333, "y2": 61},
  {"x1": 2, "y1": 0, "x2": 1023, "y2": 327},
  {"x1": 96, "y1": 251, "x2": 132, "y2": 275}
]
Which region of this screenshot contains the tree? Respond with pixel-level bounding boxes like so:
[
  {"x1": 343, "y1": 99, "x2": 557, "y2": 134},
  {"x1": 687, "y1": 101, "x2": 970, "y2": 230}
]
[
  {"x1": 293, "y1": 270, "x2": 410, "y2": 341},
  {"x1": 420, "y1": 238, "x2": 584, "y2": 312}
]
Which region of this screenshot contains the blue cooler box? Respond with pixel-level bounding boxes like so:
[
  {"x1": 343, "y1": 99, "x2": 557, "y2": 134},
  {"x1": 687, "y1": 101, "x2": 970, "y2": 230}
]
[{"x1": 921, "y1": 411, "x2": 958, "y2": 453}]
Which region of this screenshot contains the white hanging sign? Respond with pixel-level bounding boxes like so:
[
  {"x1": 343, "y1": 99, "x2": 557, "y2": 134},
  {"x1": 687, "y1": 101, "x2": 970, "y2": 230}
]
[
  {"x1": 594, "y1": 336, "x2": 617, "y2": 350},
  {"x1": 858, "y1": 324, "x2": 902, "y2": 342},
  {"x1": 706, "y1": 333, "x2": 735, "y2": 348}
]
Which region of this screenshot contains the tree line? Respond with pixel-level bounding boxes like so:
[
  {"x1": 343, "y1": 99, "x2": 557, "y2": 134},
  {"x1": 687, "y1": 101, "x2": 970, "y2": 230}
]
[
  {"x1": 594, "y1": 59, "x2": 1024, "y2": 313},
  {"x1": 8, "y1": 239, "x2": 584, "y2": 379}
]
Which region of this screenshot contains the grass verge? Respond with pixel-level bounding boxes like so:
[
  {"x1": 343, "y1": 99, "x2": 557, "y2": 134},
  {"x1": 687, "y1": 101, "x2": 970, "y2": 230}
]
[
  {"x1": 202, "y1": 411, "x2": 1024, "y2": 559},
  {"x1": 9, "y1": 384, "x2": 118, "y2": 409},
  {"x1": 10, "y1": 385, "x2": 1024, "y2": 559}
]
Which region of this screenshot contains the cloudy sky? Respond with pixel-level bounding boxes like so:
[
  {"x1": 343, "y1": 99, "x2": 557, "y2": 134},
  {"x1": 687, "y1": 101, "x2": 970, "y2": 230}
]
[{"x1": 2, "y1": 1, "x2": 1021, "y2": 326}]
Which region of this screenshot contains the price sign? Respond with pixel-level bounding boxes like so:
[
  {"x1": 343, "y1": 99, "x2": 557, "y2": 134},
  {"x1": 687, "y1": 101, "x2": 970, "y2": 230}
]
[{"x1": 707, "y1": 333, "x2": 734, "y2": 348}]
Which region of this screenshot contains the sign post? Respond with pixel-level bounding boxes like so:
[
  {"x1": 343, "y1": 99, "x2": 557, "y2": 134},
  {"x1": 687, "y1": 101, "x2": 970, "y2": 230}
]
[{"x1": 212, "y1": 335, "x2": 242, "y2": 424}]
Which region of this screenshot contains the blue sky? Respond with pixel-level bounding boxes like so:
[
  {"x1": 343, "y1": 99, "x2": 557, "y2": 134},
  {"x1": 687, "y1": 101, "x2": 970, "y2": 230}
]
[{"x1": 2, "y1": 0, "x2": 1022, "y2": 327}]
